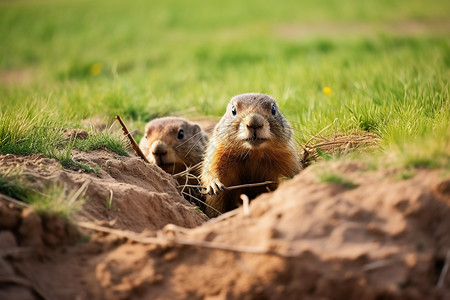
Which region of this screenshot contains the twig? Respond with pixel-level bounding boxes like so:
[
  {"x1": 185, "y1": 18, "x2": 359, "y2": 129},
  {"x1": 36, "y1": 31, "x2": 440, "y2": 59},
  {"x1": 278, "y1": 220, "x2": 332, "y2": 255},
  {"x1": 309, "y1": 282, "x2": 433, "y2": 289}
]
[
  {"x1": 177, "y1": 184, "x2": 203, "y2": 189},
  {"x1": 437, "y1": 250, "x2": 450, "y2": 289},
  {"x1": 226, "y1": 181, "x2": 276, "y2": 190},
  {"x1": 67, "y1": 179, "x2": 90, "y2": 206},
  {"x1": 172, "y1": 162, "x2": 202, "y2": 179},
  {"x1": 200, "y1": 181, "x2": 277, "y2": 195},
  {"x1": 362, "y1": 259, "x2": 394, "y2": 271},
  {"x1": 163, "y1": 224, "x2": 192, "y2": 235},
  {"x1": 0, "y1": 193, "x2": 29, "y2": 208},
  {"x1": 180, "y1": 191, "x2": 222, "y2": 216},
  {"x1": 107, "y1": 119, "x2": 117, "y2": 133},
  {"x1": 77, "y1": 221, "x2": 293, "y2": 257},
  {"x1": 303, "y1": 124, "x2": 332, "y2": 146},
  {"x1": 241, "y1": 194, "x2": 250, "y2": 216},
  {"x1": 115, "y1": 115, "x2": 150, "y2": 163},
  {"x1": 205, "y1": 209, "x2": 238, "y2": 224}
]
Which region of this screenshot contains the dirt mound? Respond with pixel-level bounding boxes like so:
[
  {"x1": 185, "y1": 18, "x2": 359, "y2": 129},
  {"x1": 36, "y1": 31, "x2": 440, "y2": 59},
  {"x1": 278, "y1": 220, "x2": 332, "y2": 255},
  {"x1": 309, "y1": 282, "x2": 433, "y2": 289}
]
[
  {"x1": 1, "y1": 154, "x2": 449, "y2": 299},
  {"x1": 177, "y1": 162, "x2": 450, "y2": 299},
  {"x1": 0, "y1": 151, "x2": 207, "y2": 232}
]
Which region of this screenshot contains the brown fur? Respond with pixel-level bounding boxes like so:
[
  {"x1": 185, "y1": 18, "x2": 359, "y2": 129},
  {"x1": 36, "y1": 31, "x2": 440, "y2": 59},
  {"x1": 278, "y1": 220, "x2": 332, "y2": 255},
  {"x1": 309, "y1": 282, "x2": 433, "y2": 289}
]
[
  {"x1": 201, "y1": 93, "x2": 302, "y2": 217},
  {"x1": 139, "y1": 117, "x2": 208, "y2": 185}
]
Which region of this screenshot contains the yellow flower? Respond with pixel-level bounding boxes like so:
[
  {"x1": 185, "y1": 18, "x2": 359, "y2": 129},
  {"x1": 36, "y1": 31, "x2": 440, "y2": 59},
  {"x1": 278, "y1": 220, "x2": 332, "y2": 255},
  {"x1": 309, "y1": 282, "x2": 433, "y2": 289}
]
[
  {"x1": 323, "y1": 86, "x2": 331, "y2": 95},
  {"x1": 90, "y1": 63, "x2": 102, "y2": 76}
]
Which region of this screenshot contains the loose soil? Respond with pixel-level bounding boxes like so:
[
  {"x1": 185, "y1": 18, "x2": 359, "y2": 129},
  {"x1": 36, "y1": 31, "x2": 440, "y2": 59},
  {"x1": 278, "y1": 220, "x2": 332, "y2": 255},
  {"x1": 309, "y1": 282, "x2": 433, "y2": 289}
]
[{"x1": 0, "y1": 151, "x2": 449, "y2": 299}]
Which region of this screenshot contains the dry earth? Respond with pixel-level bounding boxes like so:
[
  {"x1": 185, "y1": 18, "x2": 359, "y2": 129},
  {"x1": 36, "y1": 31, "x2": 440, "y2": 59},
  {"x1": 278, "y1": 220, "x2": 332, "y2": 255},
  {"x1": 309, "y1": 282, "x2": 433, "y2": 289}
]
[{"x1": 0, "y1": 150, "x2": 449, "y2": 299}]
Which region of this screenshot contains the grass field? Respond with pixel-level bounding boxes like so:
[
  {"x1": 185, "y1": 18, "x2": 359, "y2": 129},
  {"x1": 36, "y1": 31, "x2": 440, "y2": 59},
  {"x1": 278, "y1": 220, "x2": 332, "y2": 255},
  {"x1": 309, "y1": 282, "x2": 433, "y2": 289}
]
[{"x1": 1, "y1": 0, "x2": 449, "y2": 170}]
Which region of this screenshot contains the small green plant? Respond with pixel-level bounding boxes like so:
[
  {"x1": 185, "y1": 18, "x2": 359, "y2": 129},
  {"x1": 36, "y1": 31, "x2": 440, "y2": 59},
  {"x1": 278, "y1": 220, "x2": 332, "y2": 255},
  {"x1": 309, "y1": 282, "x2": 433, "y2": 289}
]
[
  {"x1": 0, "y1": 167, "x2": 29, "y2": 201},
  {"x1": 317, "y1": 172, "x2": 358, "y2": 189},
  {"x1": 316, "y1": 148, "x2": 332, "y2": 160},
  {"x1": 0, "y1": 167, "x2": 88, "y2": 219},
  {"x1": 26, "y1": 181, "x2": 88, "y2": 219},
  {"x1": 105, "y1": 189, "x2": 114, "y2": 210},
  {"x1": 396, "y1": 168, "x2": 416, "y2": 180},
  {"x1": 51, "y1": 137, "x2": 100, "y2": 173}
]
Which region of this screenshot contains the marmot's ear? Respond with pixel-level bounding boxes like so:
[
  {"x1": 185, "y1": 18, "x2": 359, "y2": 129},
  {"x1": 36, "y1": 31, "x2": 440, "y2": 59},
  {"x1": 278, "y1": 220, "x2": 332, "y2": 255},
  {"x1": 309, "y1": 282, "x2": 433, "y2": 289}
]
[
  {"x1": 192, "y1": 124, "x2": 202, "y2": 134},
  {"x1": 144, "y1": 124, "x2": 153, "y2": 137}
]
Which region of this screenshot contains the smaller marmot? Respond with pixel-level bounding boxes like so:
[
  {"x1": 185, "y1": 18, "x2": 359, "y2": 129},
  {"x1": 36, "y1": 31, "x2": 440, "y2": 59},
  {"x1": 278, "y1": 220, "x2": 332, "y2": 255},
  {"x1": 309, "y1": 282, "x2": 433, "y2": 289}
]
[
  {"x1": 201, "y1": 93, "x2": 302, "y2": 217},
  {"x1": 140, "y1": 117, "x2": 208, "y2": 186}
]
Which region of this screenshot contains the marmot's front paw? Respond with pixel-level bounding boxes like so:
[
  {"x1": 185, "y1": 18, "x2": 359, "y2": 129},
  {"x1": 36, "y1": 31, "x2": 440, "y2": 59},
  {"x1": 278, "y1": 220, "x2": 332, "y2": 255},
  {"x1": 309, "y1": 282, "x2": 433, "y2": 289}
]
[{"x1": 204, "y1": 179, "x2": 225, "y2": 195}]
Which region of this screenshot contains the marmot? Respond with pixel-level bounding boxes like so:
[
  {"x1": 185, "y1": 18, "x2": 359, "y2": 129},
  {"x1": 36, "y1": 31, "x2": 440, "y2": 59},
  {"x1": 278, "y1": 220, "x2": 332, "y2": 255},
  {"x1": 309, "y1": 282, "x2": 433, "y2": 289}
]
[
  {"x1": 140, "y1": 117, "x2": 208, "y2": 186},
  {"x1": 201, "y1": 93, "x2": 302, "y2": 217}
]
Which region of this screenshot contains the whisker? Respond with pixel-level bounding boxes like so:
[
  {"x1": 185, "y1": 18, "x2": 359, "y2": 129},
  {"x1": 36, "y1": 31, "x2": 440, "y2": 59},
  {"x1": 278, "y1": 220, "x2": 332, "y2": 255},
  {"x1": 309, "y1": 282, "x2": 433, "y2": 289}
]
[
  {"x1": 242, "y1": 147, "x2": 251, "y2": 160},
  {"x1": 175, "y1": 131, "x2": 203, "y2": 149},
  {"x1": 184, "y1": 135, "x2": 203, "y2": 158},
  {"x1": 181, "y1": 191, "x2": 222, "y2": 216}
]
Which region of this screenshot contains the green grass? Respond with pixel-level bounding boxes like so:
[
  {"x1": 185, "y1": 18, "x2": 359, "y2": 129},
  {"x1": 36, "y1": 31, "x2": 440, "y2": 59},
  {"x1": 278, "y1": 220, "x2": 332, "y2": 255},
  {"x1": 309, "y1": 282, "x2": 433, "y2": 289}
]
[
  {"x1": 0, "y1": 0, "x2": 449, "y2": 170},
  {"x1": 0, "y1": 168, "x2": 85, "y2": 218},
  {"x1": 0, "y1": 167, "x2": 29, "y2": 200},
  {"x1": 26, "y1": 183, "x2": 86, "y2": 219},
  {"x1": 73, "y1": 132, "x2": 128, "y2": 156},
  {"x1": 317, "y1": 172, "x2": 359, "y2": 189},
  {"x1": 0, "y1": 103, "x2": 126, "y2": 171}
]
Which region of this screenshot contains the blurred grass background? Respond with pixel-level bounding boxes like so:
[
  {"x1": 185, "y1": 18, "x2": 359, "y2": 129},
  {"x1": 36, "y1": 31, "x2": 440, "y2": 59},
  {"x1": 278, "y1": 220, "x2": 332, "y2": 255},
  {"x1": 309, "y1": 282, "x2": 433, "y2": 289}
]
[{"x1": 0, "y1": 0, "x2": 449, "y2": 168}]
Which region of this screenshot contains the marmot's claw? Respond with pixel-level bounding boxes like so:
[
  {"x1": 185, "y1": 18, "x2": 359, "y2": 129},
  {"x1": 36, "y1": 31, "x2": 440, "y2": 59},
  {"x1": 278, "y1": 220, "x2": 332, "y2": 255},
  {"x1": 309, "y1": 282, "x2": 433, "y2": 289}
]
[
  {"x1": 206, "y1": 179, "x2": 225, "y2": 195},
  {"x1": 216, "y1": 182, "x2": 225, "y2": 191}
]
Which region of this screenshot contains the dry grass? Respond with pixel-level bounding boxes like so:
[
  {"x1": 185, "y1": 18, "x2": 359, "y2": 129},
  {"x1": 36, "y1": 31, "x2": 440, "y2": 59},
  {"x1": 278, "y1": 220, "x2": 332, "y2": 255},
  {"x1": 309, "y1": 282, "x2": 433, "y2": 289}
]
[{"x1": 300, "y1": 131, "x2": 379, "y2": 167}]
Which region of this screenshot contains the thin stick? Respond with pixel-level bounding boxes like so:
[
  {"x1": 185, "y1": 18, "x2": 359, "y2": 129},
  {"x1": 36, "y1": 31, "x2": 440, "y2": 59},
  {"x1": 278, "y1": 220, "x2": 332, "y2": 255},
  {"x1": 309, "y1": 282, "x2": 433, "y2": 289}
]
[
  {"x1": 304, "y1": 123, "x2": 333, "y2": 145},
  {"x1": 0, "y1": 193, "x2": 29, "y2": 208},
  {"x1": 241, "y1": 194, "x2": 250, "y2": 216},
  {"x1": 180, "y1": 191, "x2": 222, "y2": 216},
  {"x1": 77, "y1": 221, "x2": 295, "y2": 257},
  {"x1": 115, "y1": 115, "x2": 150, "y2": 163},
  {"x1": 177, "y1": 184, "x2": 203, "y2": 189},
  {"x1": 199, "y1": 180, "x2": 277, "y2": 195},
  {"x1": 107, "y1": 119, "x2": 117, "y2": 133},
  {"x1": 205, "y1": 209, "x2": 238, "y2": 224},
  {"x1": 224, "y1": 181, "x2": 276, "y2": 191},
  {"x1": 67, "y1": 179, "x2": 90, "y2": 206},
  {"x1": 172, "y1": 162, "x2": 202, "y2": 179},
  {"x1": 362, "y1": 259, "x2": 393, "y2": 271}
]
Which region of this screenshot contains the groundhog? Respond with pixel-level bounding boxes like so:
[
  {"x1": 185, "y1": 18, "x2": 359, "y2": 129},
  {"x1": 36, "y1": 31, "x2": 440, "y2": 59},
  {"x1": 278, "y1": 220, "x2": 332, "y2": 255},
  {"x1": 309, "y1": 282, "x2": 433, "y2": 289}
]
[
  {"x1": 201, "y1": 93, "x2": 302, "y2": 217},
  {"x1": 139, "y1": 117, "x2": 208, "y2": 186}
]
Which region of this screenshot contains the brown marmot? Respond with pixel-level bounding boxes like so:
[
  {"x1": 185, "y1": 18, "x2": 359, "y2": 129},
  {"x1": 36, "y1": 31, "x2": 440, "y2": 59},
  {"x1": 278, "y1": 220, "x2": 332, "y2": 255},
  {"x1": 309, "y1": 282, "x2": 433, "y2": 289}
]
[
  {"x1": 201, "y1": 93, "x2": 302, "y2": 217},
  {"x1": 139, "y1": 117, "x2": 208, "y2": 186}
]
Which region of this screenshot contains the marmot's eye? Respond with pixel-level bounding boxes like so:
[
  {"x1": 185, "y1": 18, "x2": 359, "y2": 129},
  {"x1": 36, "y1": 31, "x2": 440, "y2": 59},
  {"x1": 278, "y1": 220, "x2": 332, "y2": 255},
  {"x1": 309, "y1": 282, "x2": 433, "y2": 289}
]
[
  {"x1": 271, "y1": 105, "x2": 276, "y2": 116},
  {"x1": 231, "y1": 106, "x2": 237, "y2": 116},
  {"x1": 177, "y1": 129, "x2": 184, "y2": 139}
]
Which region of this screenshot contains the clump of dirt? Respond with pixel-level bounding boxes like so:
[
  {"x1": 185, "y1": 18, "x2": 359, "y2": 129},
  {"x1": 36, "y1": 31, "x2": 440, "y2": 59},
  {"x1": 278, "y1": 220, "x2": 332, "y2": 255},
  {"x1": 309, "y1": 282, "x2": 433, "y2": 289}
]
[
  {"x1": 0, "y1": 150, "x2": 208, "y2": 232},
  {"x1": 62, "y1": 129, "x2": 89, "y2": 140},
  {"x1": 1, "y1": 151, "x2": 449, "y2": 299}
]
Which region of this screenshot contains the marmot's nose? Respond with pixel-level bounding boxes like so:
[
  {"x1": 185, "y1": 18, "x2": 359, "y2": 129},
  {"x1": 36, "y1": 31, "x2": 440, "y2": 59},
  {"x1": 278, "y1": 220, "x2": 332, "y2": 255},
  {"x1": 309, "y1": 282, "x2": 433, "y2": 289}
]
[
  {"x1": 246, "y1": 114, "x2": 264, "y2": 130},
  {"x1": 151, "y1": 141, "x2": 167, "y2": 156}
]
